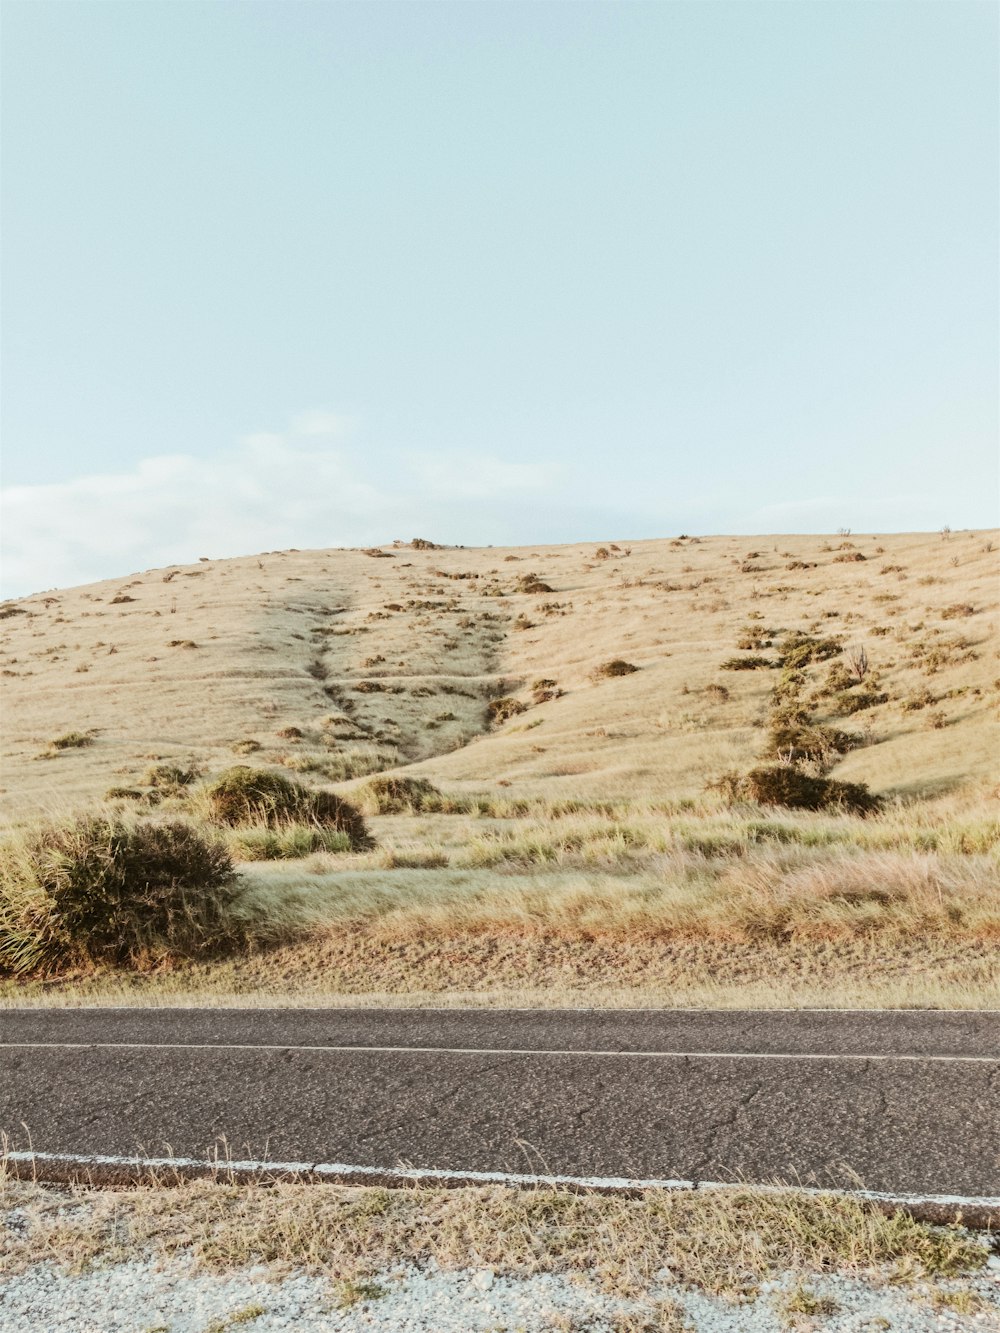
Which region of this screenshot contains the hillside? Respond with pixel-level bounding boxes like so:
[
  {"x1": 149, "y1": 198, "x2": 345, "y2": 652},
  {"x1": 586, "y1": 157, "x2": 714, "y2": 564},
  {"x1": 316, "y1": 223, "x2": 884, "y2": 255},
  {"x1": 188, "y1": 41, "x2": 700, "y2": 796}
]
[{"x1": 2, "y1": 530, "x2": 998, "y2": 821}]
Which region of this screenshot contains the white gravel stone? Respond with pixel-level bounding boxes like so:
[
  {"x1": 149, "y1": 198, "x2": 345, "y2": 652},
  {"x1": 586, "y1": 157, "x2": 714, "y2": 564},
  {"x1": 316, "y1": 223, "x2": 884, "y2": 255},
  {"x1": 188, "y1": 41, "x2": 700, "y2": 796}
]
[{"x1": 2, "y1": 1256, "x2": 999, "y2": 1331}]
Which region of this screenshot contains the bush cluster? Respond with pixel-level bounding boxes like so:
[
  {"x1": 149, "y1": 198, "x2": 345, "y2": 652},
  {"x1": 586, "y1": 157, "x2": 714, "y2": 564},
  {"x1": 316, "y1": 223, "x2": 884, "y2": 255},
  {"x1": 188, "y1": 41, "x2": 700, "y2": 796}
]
[
  {"x1": 742, "y1": 767, "x2": 881, "y2": 815},
  {"x1": 1, "y1": 816, "x2": 243, "y2": 975},
  {"x1": 200, "y1": 767, "x2": 370, "y2": 849}
]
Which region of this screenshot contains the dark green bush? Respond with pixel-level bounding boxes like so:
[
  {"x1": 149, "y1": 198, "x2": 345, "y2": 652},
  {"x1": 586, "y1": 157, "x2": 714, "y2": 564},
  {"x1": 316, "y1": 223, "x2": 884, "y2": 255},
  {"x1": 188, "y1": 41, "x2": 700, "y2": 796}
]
[
  {"x1": 778, "y1": 633, "x2": 842, "y2": 670},
  {"x1": 831, "y1": 687, "x2": 887, "y2": 717},
  {"x1": 743, "y1": 766, "x2": 881, "y2": 815},
  {"x1": 770, "y1": 670, "x2": 807, "y2": 702},
  {"x1": 0, "y1": 816, "x2": 243, "y2": 974},
  {"x1": 720, "y1": 655, "x2": 773, "y2": 671},
  {"x1": 201, "y1": 767, "x2": 369, "y2": 848}
]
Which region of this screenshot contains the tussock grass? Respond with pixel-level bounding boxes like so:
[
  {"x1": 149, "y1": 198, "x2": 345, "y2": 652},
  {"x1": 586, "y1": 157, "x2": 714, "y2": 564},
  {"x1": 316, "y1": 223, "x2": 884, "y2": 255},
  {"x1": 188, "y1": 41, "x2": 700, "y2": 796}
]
[
  {"x1": 0, "y1": 813, "x2": 245, "y2": 975},
  {"x1": 0, "y1": 1174, "x2": 988, "y2": 1299},
  {"x1": 194, "y1": 767, "x2": 369, "y2": 850},
  {"x1": 223, "y1": 821, "x2": 353, "y2": 862}
]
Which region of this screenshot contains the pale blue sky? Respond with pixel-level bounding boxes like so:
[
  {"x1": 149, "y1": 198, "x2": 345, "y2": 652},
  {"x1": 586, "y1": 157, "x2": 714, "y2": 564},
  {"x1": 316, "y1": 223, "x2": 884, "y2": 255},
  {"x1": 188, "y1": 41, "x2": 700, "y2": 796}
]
[{"x1": 2, "y1": 0, "x2": 997, "y2": 595}]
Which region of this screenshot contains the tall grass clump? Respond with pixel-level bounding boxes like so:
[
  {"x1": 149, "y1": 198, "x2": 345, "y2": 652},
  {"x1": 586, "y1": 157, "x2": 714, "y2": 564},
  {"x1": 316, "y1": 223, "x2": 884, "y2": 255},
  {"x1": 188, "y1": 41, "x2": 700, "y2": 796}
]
[
  {"x1": 0, "y1": 815, "x2": 243, "y2": 975},
  {"x1": 199, "y1": 766, "x2": 370, "y2": 850},
  {"x1": 225, "y1": 824, "x2": 354, "y2": 862},
  {"x1": 355, "y1": 776, "x2": 443, "y2": 815}
]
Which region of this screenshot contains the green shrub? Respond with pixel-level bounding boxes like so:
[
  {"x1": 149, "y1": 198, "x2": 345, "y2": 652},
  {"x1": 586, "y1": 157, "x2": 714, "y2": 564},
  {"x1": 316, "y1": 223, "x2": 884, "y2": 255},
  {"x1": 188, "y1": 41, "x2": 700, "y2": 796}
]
[
  {"x1": 356, "y1": 775, "x2": 442, "y2": 815},
  {"x1": 0, "y1": 816, "x2": 242, "y2": 974},
  {"x1": 824, "y1": 662, "x2": 856, "y2": 693},
  {"x1": 770, "y1": 670, "x2": 807, "y2": 701},
  {"x1": 50, "y1": 731, "x2": 92, "y2": 750},
  {"x1": 778, "y1": 633, "x2": 842, "y2": 669},
  {"x1": 200, "y1": 767, "x2": 369, "y2": 848},
  {"x1": 763, "y1": 722, "x2": 856, "y2": 766},
  {"x1": 720, "y1": 655, "x2": 773, "y2": 671},
  {"x1": 831, "y1": 687, "x2": 887, "y2": 717},
  {"x1": 743, "y1": 766, "x2": 881, "y2": 815},
  {"x1": 737, "y1": 624, "x2": 772, "y2": 650},
  {"x1": 769, "y1": 703, "x2": 812, "y2": 729}
]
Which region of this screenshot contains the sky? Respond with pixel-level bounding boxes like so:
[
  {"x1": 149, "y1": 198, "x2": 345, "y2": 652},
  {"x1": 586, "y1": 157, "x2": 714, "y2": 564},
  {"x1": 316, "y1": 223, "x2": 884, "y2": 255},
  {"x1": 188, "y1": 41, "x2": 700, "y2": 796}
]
[{"x1": 2, "y1": 0, "x2": 997, "y2": 597}]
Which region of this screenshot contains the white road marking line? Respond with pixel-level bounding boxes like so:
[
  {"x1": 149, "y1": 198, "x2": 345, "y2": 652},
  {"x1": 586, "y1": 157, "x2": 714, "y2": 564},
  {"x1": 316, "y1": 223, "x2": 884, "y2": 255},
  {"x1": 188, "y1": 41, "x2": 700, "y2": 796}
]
[
  {"x1": 1, "y1": 1005, "x2": 998, "y2": 1013},
  {"x1": 5, "y1": 1149, "x2": 999, "y2": 1212},
  {"x1": 0, "y1": 1041, "x2": 995, "y2": 1062}
]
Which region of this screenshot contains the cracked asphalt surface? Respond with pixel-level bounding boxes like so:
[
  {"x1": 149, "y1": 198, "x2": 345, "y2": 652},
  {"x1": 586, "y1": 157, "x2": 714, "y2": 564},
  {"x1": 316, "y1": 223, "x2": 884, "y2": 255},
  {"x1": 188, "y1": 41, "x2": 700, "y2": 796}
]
[{"x1": 1, "y1": 1007, "x2": 997, "y2": 1195}]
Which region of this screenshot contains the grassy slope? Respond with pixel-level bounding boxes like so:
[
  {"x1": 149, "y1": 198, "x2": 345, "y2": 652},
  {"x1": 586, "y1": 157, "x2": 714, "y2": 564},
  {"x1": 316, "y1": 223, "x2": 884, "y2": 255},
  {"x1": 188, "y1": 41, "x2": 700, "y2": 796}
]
[
  {"x1": 2, "y1": 530, "x2": 998, "y2": 1007},
  {"x1": 2, "y1": 530, "x2": 998, "y2": 816}
]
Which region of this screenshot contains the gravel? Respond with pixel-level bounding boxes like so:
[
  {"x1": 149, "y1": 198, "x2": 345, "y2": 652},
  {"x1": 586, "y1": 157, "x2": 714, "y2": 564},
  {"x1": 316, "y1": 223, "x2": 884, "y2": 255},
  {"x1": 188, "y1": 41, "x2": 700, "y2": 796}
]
[{"x1": 1, "y1": 1256, "x2": 999, "y2": 1332}]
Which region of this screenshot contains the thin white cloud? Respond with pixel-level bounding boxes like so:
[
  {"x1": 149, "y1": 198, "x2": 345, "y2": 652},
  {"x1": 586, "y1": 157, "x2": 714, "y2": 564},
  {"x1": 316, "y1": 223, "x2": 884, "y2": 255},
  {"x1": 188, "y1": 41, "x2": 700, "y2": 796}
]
[{"x1": 0, "y1": 415, "x2": 560, "y2": 596}]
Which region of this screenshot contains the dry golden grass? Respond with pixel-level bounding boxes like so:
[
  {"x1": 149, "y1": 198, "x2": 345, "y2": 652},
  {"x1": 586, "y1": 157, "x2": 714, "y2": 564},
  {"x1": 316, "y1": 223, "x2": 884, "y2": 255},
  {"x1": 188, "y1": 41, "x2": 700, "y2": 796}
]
[
  {"x1": 0, "y1": 1171, "x2": 988, "y2": 1299},
  {"x1": 2, "y1": 530, "x2": 997, "y2": 820},
  {"x1": 2, "y1": 530, "x2": 998, "y2": 1006}
]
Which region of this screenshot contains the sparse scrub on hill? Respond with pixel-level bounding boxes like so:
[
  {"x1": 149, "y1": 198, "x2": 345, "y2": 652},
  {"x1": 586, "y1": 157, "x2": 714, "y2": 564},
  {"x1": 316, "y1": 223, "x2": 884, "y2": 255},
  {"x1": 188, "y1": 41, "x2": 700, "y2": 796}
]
[
  {"x1": 355, "y1": 775, "x2": 443, "y2": 815},
  {"x1": 829, "y1": 685, "x2": 887, "y2": 716},
  {"x1": 720, "y1": 655, "x2": 773, "y2": 670},
  {"x1": 531, "y1": 678, "x2": 563, "y2": 703},
  {"x1": 726, "y1": 766, "x2": 881, "y2": 815},
  {"x1": 777, "y1": 632, "x2": 842, "y2": 669},
  {"x1": 591, "y1": 659, "x2": 639, "y2": 680},
  {"x1": 142, "y1": 762, "x2": 199, "y2": 791},
  {"x1": 0, "y1": 815, "x2": 243, "y2": 975},
  {"x1": 198, "y1": 767, "x2": 370, "y2": 849},
  {"x1": 487, "y1": 696, "x2": 528, "y2": 725},
  {"x1": 49, "y1": 731, "x2": 93, "y2": 751},
  {"x1": 762, "y1": 721, "x2": 857, "y2": 766},
  {"x1": 902, "y1": 688, "x2": 939, "y2": 713}
]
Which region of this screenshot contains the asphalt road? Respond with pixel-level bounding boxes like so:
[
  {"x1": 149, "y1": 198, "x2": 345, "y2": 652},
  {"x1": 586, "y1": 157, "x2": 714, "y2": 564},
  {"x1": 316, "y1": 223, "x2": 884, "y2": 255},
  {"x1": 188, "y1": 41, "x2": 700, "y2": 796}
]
[{"x1": 1, "y1": 1007, "x2": 997, "y2": 1203}]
